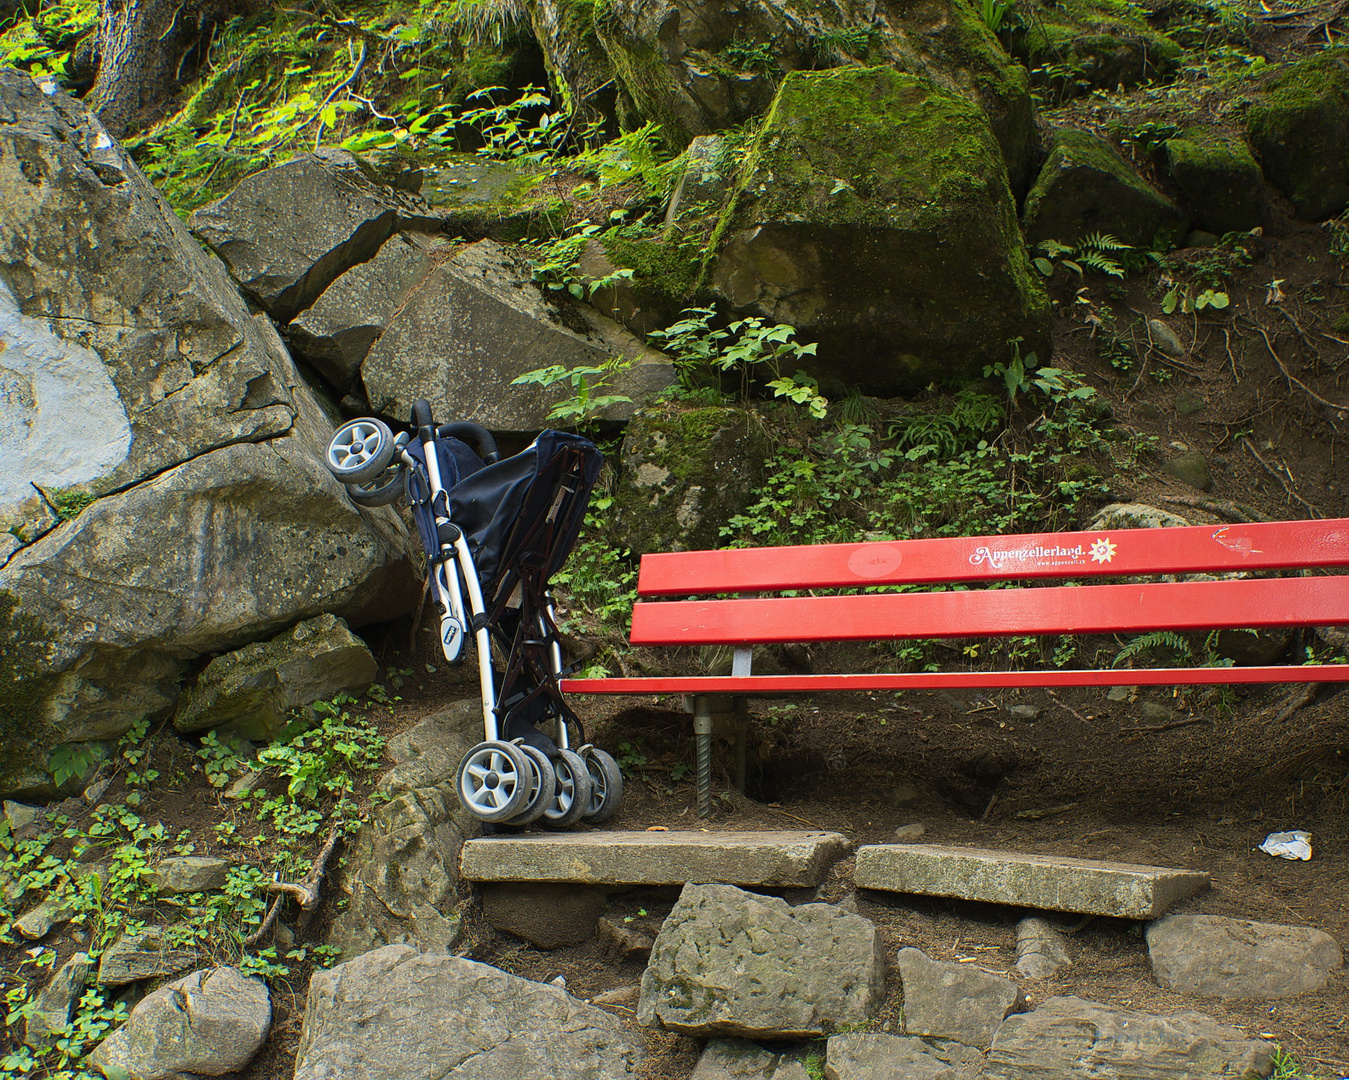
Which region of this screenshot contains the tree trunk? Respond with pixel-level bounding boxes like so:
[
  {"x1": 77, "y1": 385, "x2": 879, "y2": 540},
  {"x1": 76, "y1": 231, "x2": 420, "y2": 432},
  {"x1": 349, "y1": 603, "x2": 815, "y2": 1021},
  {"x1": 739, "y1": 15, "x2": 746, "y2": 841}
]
[{"x1": 88, "y1": 0, "x2": 252, "y2": 139}]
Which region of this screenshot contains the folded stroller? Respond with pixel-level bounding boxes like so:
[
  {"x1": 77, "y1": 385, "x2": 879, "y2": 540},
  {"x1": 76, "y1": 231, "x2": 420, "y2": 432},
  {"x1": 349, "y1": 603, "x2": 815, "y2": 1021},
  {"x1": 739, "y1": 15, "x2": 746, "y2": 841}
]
[{"x1": 324, "y1": 400, "x2": 623, "y2": 828}]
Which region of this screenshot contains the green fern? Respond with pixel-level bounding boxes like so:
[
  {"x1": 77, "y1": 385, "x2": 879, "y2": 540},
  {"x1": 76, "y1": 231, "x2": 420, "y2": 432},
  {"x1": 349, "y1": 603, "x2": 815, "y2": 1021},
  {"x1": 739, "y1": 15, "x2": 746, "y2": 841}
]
[{"x1": 1113, "y1": 630, "x2": 1191, "y2": 668}]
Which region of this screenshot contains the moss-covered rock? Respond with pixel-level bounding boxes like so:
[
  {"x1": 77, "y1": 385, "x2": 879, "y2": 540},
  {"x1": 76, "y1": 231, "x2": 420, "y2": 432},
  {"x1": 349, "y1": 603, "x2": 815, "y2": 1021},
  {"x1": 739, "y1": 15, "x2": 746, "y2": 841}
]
[
  {"x1": 581, "y1": 230, "x2": 708, "y2": 337},
  {"x1": 1023, "y1": 127, "x2": 1188, "y2": 248},
  {"x1": 1245, "y1": 48, "x2": 1349, "y2": 219},
  {"x1": 530, "y1": 0, "x2": 623, "y2": 131},
  {"x1": 1163, "y1": 131, "x2": 1264, "y2": 235},
  {"x1": 709, "y1": 67, "x2": 1050, "y2": 395},
  {"x1": 616, "y1": 406, "x2": 770, "y2": 555},
  {"x1": 414, "y1": 153, "x2": 550, "y2": 242},
  {"x1": 0, "y1": 591, "x2": 56, "y2": 795},
  {"x1": 1013, "y1": 0, "x2": 1184, "y2": 97},
  {"x1": 591, "y1": 0, "x2": 1035, "y2": 192}
]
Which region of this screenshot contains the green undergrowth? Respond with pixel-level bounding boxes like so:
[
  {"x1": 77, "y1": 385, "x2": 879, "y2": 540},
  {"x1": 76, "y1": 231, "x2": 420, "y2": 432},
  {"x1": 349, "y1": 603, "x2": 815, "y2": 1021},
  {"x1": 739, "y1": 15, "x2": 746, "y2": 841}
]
[{"x1": 0, "y1": 689, "x2": 394, "y2": 1076}]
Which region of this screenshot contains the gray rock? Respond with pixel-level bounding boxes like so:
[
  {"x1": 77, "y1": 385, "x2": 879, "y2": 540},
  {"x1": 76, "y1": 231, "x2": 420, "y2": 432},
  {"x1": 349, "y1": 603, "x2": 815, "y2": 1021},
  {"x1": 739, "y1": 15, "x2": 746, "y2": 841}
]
[
  {"x1": 665, "y1": 135, "x2": 734, "y2": 224},
  {"x1": 376, "y1": 744, "x2": 467, "y2": 798},
  {"x1": 14, "y1": 896, "x2": 75, "y2": 940},
  {"x1": 1015, "y1": 917, "x2": 1072, "y2": 980},
  {"x1": 3, "y1": 800, "x2": 41, "y2": 832},
  {"x1": 690, "y1": 1037, "x2": 797, "y2": 1079},
  {"x1": 1088, "y1": 503, "x2": 1194, "y2": 532},
  {"x1": 294, "y1": 944, "x2": 644, "y2": 1080},
  {"x1": 614, "y1": 405, "x2": 771, "y2": 557},
  {"x1": 360, "y1": 238, "x2": 674, "y2": 432},
  {"x1": 1007, "y1": 705, "x2": 1041, "y2": 722},
  {"x1": 826, "y1": 1033, "x2": 956, "y2": 1080},
  {"x1": 855, "y1": 844, "x2": 1209, "y2": 919},
  {"x1": 326, "y1": 784, "x2": 478, "y2": 961},
  {"x1": 1148, "y1": 319, "x2": 1186, "y2": 358},
  {"x1": 190, "y1": 148, "x2": 441, "y2": 321},
  {"x1": 24, "y1": 952, "x2": 92, "y2": 1046},
  {"x1": 0, "y1": 71, "x2": 417, "y2": 768},
  {"x1": 892, "y1": 823, "x2": 927, "y2": 843},
  {"x1": 1139, "y1": 701, "x2": 1173, "y2": 725},
  {"x1": 1174, "y1": 390, "x2": 1207, "y2": 415},
  {"x1": 89, "y1": 966, "x2": 270, "y2": 1079},
  {"x1": 460, "y1": 830, "x2": 852, "y2": 887},
  {"x1": 287, "y1": 231, "x2": 439, "y2": 391},
  {"x1": 638, "y1": 882, "x2": 885, "y2": 1038},
  {"x1": 1215, "y1": 627, "x2": 1293, "y2": 666},
  {"x1": 147, "y1": 856, "x2": 230, "y2": 895},
  {"x1": 1161, "y1": 450, "x2": 1213, "y2": 492},
  {"x1": 1024, "y1": 128, "x2": 1188, "y2": 249},
  {"x1": 710, "y1": 68, "x2": 1047, "y2": 395},
  {"x1": 174, "y1": 613, "x2": 378, "y2": 740},
  {"x1": 97, "y1": 928, "x2": 200, "y2": 986},
  {"x1": 480, "y1": 884, "x2": 607, "y2": 950},
  {"x1": 1147, "y1": 914, "x2": 1344, "y2": 999},
  {"x1": 597, "y1": 917, "x2": 656, "y2": 962},
  {"x1": 897, "y1": 947, "x2": 1024, "y2": 1049},
  {"x1": 984, "y1": 995, "x2": 1274, "y2": 1079},
  {"x1": 385, "y1": 699, "x2": 480, "y2": 764}
]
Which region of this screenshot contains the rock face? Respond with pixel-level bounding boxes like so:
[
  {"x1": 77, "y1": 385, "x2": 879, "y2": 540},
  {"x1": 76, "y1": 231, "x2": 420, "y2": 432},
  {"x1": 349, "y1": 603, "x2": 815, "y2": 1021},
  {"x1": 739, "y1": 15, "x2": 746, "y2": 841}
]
[
  {"x1": 1245, "y1": 48, "x2": 1349, "y2": 219},
  {"x1": 173, "y1": 613, "x2": 378, "y2": 740},
  {"x1": 327, "y1": 702, "x2": 482, "y2": 960},
  {"x1": 97, "y1": 928, "x2": 201, "y2": 986},
  {"x1": 1147, "y1": 914, "x2": 1345, "y2": 999},
  {"x1": 638, "y1": 882, "x2": 886, "y2": 1038},
  {"x1": 690, "y1": 1038, "x2": 811, "y2": 1080},
  {"x1": 616, "y1": 406, "x2": 771, "y2": 555},
  {"x1": 710, "y1": 67, "x2": 1049, "y2": 395},
  {"x1": 984, "y1": 995, "x2": 1274, "y2": 1079},
  {"x1": 896, "y1": 947, "x2": 1025, "y2": 1049},
  {"x1": 0, "y1": 72, "x2": 417, "y2": 788},
  {"x1": 293, "y1": 944, "x2": 644, "y2": 1080},
  {"x1": 89, "y1": 966, "x2": 271, "y2": 1080},
  {"x1": 1023, "y1": 127, "x2": 1188, "y2": 248},
  {"x1": 359, "y1": 238, "x2": 675, "y2": 431}
]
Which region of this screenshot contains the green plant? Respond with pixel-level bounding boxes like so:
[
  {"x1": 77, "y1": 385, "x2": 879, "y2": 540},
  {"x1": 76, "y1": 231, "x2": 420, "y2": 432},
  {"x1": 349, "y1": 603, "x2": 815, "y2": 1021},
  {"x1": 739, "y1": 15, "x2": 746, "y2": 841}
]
[
  {"x1": 614, "y1": 742, "x2": 649, "y2": 777},
  {"x1": 984, "y1": 339, "x2": 1097, "y2": 406},
  {"x1": 978, "y1": 0, "x2": 1017, "y2": 35},
  {"x1": 196, "y1": 731, "x2": 243, "y2": 789},
  {"x1": 1032, "y1": 234, "x2": 1132, "y2": 280},
  {"x1": 49, "y1": 743, "x2": 98, "y2": 789},
  {"x1": 647, "y1": 307, "x2": 827, "y2": 417},
  {"x1": 459, "y1": 84, "x2": 569, "y2": 163},
  {"x1": 723, "y1": 36, "x2": 779, "y2": 73},
  {"x1": 512, "y1": 358, "x2": 634, "y2": 429},
  {"x1": 1161, "y1": 285, "x2": 1230, "y2": 314}
]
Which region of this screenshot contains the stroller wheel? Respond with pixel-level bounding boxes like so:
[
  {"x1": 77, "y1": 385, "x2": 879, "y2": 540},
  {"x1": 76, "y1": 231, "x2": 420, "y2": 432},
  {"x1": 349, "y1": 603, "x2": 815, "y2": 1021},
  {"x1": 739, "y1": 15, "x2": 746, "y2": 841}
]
[
  {"x1": 327, "y1": 418, "x2": 397, "y2": 485},
  {"x1": 541, "y1": 749, "x2": 593, "y2": 828},
  {"x1": 580, "y1": 747, "x2": 624, "y2": 825},
  {"x1": 456, "y1": 741, "x2": 532, "y2": 823},
  {"x1": 345, "y1": 466, "x2": 403, "y2": 508},
  {"x1": 506, "y1": 744, "x2": 557, "y2": 827}
]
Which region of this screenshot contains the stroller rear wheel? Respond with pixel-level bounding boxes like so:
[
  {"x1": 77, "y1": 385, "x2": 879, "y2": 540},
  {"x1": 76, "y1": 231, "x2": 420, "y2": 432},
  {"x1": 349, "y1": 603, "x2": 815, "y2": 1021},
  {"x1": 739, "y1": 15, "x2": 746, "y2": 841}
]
[
  {"x1": 327, "y1": 418, "x2": 397, "y2": 485},
  {"x1": 345, "y1": 466, "x2": 403, "y2": 508},
  {"x1": 541, "y1": 749, "x2": 593, "y2": 828},
  {"x1": 506, "y1": 743, "x2": 557, "y2": 826},
  {"x1": 580, "y1": 747, "x2": 624, "y2": 825},
  {"x1": 456, "y1": 741, "x2": 532, "y2": 823}
]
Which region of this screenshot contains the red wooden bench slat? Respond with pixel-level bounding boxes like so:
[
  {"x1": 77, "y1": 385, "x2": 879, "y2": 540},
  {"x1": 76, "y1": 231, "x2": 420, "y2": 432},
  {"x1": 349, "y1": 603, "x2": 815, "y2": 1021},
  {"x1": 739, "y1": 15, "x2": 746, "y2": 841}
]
[
  {"x1": 560, "y1": 663, "x2": 1349, "y2": 695},
  {"x1": 627, "y1": 575, "x2": 1349, "y2": 646},
  {"x1": 636, "y1": 518, "x2": 1349, "y2": 596}
]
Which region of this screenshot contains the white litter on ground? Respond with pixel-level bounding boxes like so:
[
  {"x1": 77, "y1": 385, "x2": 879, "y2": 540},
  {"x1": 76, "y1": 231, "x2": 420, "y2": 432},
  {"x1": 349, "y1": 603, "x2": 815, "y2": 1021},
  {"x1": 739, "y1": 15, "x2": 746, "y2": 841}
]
[{"x1": 1258, "y1": 831, "x2": 1313, "y2": 860}]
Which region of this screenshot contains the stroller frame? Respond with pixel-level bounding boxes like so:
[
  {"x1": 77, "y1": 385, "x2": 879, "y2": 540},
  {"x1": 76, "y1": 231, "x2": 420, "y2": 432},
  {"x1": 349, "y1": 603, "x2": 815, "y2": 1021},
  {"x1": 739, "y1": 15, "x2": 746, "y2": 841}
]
[{"x1": 326, "y1": 400, "x2": 623, "y2": 828}]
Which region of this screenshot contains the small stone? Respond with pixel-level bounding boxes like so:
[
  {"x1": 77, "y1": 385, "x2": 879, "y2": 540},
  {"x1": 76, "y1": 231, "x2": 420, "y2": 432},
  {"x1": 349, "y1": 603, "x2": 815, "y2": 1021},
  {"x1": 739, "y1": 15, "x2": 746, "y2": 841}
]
[
  {"x1": 98, "y1": 927, "x2": 200, "y2": 985},
  {"x1": 225, "y1": 769, "x2": 261, "y2": 799},
  {"x1": 1015, "y1": 917, "x2": 1072, "y2": 980},
  {"x1": 888, "y1": 784, "x2": 922, "y2": 807},
  {"x1": 15, "y1": 897, "x2": 75, "y2": 940},
  {"x1": 591, "y1": 986, "x2": 640, "y2": 1008},
  {"x1": 3, "y1": 801, "x2": 42, "y2": 832},
  {"x1": 1174, "y1": 390, "x2": 1207, "y2": 416},
  {"x1": 597, "y1": 917, "x2": 656, "y2": 962},
  {"x1": 1139, "y1": 701, "x2": 1172, "y2": 725},
  {"x1": 689, "y1": 1037, "x2": 801, "y2": 1080},
  {"x1": 891, "y1": 823, "x2": 926, "y2": 843},
  {"x1": 1147, "y1": 319, "x2": 1185, "y2": 358},
  {"x1": 81, "y1": 777, "x2": 112, "y2": 805},
  {"x1": 24, "y1": 952, "x2": 93, "y2": 1046},
  {"x1": 1185, "y1": 230, "x2": 1221, "y2": 248},
  {"x1": 1161, "y1": 450, "x2": 1212, "y2": 492},
  {"x1": 148, "y1": 856, "x2": 230, "y2": 895},
  {"x1": 1134, "y1": 402, "x2": 1163, "y2": 421},
  {"x1": 1106, "y1": 685, "x2": 1132, "y2": 702},
  {"x1": 1007, "y1": 705, "x2": 1041, "y2": 722}
]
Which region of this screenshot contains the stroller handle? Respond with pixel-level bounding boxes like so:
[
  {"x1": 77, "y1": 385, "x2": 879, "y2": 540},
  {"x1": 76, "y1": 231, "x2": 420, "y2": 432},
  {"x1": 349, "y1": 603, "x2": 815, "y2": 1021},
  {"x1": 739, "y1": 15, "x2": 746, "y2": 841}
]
[{"x1": 438, "y1": 422, "x2": 501, "y2": 464}]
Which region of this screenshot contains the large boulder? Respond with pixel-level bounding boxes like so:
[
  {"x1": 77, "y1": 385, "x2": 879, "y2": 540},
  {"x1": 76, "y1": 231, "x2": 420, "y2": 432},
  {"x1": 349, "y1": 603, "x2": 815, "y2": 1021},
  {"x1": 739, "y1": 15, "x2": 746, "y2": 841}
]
[
  {"x1": 1023, "y1": 127, "x2": 1188, "y2": 249},
  {"x1": 710, "y1": 66, "x2": 1049, "y2": 395},
  {"x1": 0, "y1": 72, "x2": 417, "y2": 793},
  {"x1": 1147, "y1": 914, "x2": 1344, "y2": 999},
  {"x1": 1245, "y1": 47, "x2": 1349, "y2": 219},
  {"x1": 294, "y1": 945, "x2": 645, "y2": 1079},
  {"x1": 189, "y1": 148, "x2": 442, "y2": 322},
  {"x1": 1163, "y1": 131, "x2": 1265, "y2": 235},
  {"x1": 637, "y1": 882, "x2": 886, "y2": 1038},
  {"x1": 359, "y1": 238, "x2": 675, "y2": 432},
  {"x1": 591, "y1": 0, "x2": 1035, "y2": 190},
  {"x1": 616, "y1": 405, "x2": 770, "y2": 555},
  {"x1": 1013, "y1": 0, "x2": 1183, "y2": 97}
]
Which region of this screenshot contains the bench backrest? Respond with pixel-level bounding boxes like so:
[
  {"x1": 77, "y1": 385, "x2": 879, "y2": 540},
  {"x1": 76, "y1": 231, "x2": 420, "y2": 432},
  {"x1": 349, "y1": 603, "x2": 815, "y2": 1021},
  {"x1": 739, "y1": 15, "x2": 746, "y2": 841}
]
[{"x1": 629, "y1": 519, "x2": 1349, "y2": 647}]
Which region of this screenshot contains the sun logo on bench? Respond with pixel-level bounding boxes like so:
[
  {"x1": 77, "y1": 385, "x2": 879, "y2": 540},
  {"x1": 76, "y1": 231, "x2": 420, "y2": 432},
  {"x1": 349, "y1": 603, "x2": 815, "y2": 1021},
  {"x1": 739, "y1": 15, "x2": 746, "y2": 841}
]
[{"x1": 1089, "y1": 537, "x2": 1117, "y2": 564}]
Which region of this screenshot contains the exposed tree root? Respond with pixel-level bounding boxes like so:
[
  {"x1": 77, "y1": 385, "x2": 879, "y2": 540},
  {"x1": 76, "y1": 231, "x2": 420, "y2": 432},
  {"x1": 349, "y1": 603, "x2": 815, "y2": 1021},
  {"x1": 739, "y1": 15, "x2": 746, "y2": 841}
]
[{"x1": 243, "y1": 821, "x2": 344, "y2": 946}]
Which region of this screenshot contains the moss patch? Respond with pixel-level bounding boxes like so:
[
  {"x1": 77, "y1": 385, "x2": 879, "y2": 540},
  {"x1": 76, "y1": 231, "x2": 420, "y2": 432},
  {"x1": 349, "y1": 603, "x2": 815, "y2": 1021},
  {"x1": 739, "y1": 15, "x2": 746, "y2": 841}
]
[
  {"x1": 1163, "y1": 130, "x2": 1263, "y2": 234},
  {"x1": 0, "y1": 591, "x2": 57, "y2": 791}
]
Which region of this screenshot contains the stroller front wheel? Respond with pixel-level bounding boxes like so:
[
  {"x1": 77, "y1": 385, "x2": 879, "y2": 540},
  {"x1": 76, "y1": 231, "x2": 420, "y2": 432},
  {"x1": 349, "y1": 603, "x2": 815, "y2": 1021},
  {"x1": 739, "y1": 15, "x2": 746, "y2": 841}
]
[
  {"x1": 327, "y1": 418, "x2": 397, "y2": 485},
  {"x1": 456, "y1": 741, "x2": 532, "y2": 823},
  {"x1": 505, "y1": 743, "x2": 557, "y2": 826}
]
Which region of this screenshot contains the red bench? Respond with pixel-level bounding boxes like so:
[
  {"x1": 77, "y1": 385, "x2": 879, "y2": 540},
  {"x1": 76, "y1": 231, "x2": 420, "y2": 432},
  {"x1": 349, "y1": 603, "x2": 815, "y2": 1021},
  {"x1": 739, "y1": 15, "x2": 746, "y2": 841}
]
[{"x1": 560, "y1": 519, "x2": 1349, "y2": 814}]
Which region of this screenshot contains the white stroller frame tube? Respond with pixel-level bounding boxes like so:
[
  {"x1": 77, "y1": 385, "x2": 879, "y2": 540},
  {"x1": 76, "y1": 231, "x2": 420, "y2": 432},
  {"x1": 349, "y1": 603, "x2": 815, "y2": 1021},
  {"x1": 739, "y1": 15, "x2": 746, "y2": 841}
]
[
  {"x1": 451, "y1": 532, "x2": 500, "y2": 741},
  {"x1": 418, "y1": 429, "x2": 470, "y2": 665},
  {"x1": 543, "y1": 598, "x2": 570, "y2": 752}
]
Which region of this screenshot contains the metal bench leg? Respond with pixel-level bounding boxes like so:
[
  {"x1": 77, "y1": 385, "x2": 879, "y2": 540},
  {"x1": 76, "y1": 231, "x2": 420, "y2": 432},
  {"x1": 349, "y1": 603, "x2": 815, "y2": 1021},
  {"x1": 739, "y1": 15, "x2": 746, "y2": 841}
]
[{"x1": 693, "y1": 699, "x2": 713, "y2": 818}]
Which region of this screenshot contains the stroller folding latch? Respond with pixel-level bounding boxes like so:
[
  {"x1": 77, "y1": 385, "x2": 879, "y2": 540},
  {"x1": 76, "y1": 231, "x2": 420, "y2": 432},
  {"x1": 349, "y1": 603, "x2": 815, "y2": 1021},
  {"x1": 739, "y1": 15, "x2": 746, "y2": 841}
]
[{"x1": 325, "y1": 402, "x2": 624, "y2": 829}]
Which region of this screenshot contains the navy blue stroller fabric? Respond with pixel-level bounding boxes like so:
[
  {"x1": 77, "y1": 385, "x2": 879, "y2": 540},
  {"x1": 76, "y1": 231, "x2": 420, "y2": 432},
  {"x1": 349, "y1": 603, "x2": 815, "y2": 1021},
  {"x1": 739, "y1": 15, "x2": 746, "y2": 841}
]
[{"x1": 404, "y1": 429, "x2": 604, "y2": 753}]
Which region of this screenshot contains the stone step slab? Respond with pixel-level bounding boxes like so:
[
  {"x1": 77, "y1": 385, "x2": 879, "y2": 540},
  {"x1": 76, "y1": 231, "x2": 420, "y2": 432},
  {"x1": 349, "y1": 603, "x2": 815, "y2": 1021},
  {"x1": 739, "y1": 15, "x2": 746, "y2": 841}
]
[
  {"x1": 854, "y1": 844, "x2": 1207, "y2": 919},
  {"x1": 460, "y1": 830, "x2": 851, "y2": 887}
]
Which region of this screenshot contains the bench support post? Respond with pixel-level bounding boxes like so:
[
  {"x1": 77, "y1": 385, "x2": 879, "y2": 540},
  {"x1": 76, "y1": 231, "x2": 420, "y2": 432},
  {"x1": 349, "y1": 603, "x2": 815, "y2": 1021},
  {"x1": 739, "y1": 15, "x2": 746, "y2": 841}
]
[{"x1": 692, "y1": 701, "x2": 713, "y2": 818}]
